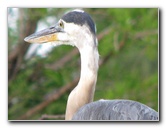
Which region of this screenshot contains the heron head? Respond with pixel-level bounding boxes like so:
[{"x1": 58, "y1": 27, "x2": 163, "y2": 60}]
[{"x1": 24, "y1": 9, "x2": 97, "y2": 48}]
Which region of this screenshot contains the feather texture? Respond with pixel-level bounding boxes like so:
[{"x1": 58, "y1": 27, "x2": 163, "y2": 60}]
[{"x1": 72, "y1": 99, "x2": 158, "y2": 120}]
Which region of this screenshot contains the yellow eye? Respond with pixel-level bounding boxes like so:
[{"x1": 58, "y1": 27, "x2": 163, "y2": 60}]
[{"x1": 59, "y1": 21, "x2": 64, "y2": 28}]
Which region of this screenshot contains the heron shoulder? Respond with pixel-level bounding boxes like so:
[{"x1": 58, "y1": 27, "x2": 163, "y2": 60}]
[{"x1": 72, "y1": 99, "x2": 158, "y2": 120}]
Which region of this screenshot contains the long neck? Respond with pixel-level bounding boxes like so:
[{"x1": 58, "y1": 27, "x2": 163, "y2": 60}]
[{"x1": 65, "y1": 44, "x2": 99, "y2": 120}]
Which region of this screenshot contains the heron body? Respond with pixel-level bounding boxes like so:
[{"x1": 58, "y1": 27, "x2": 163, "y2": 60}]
[
  {"x1": 24, "y1": 9, "x2": 158, "y2": 120},
  {"x1": 72, "y1": 100, "x2": 158, "y2": 120}
]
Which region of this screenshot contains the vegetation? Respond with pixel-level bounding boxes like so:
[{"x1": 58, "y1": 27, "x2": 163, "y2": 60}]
[{"x1": 8, "y1": 8, "x2": 158, "y2": 120}]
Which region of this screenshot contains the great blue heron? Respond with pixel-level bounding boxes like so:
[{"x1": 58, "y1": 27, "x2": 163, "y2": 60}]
[{"x1": 24, "y1": 9, "x2": 158, "y2": 120}]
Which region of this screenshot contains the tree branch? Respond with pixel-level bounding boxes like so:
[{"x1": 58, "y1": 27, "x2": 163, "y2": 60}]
[
  {"x1": 134, "y1": 30, "x2": 158, "y2": 39},
  {"x1": 39, "y1": 114, "x2": 65, "y2": 120},
  {"x1": 18, "y1": 77, "x2": 79, "y2": 120},
  {"x1": 8, "y1": 9, "x2": 38, "y2": 81}
]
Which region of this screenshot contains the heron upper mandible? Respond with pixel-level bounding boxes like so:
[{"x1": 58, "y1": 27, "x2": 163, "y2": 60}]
[{"x1": 24, "y1": 9, "x2": 158, "y2": 120}]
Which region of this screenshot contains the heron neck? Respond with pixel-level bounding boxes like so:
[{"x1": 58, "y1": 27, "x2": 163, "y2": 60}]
[
  {"x1": 79, "y1": 45, "x2": 99, "y2": 100},
  {"x1": 65, "y1": 44, "x2": 99, "y2": 120}
]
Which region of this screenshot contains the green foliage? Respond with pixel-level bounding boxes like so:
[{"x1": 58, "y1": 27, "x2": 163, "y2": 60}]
[{"x1": 8, "y1": 8, "x2": 158, "y2": 120}]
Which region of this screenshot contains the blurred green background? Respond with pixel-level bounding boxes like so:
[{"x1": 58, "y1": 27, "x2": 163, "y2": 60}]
[{"x1": 8, "y1": 8, "x2": 158, "y2": 120}]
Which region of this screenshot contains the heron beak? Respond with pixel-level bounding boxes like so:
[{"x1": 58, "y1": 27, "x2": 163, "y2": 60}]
[{"x1": 24, "y1": 24, "x2": 63, "y2": 44}]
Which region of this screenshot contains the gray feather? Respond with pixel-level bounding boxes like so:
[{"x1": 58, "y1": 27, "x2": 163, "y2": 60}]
[{"x1": 72, "y1": 100, "x2": 158, "y2": 120}]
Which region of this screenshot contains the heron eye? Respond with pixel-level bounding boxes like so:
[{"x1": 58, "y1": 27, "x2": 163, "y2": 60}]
[{"x1": 59, "y1": 21, "x2": 64, "y2": 28}]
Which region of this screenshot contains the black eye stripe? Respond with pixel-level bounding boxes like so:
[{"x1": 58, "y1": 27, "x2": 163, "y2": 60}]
[{"x1": 62, "y1": 11, "x2": 95, "y2": 35}]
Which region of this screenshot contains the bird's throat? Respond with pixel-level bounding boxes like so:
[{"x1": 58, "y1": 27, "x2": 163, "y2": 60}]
[{"x1": 65, "y1": 45, "x2": 99, "y2": 120}]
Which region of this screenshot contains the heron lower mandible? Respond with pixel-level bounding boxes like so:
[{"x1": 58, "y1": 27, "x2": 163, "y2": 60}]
[{"x1": 24, "y1": 9, "x2": 158, "y2": 120}]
